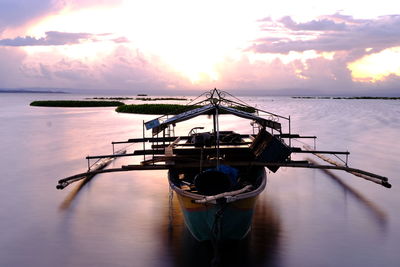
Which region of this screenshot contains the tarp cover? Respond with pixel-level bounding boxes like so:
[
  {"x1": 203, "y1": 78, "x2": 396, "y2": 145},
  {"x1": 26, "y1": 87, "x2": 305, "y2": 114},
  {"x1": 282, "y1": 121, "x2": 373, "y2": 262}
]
[
  {"x1": 219, "y1": 106, "x2": 281, "y2": 131},
  {"x1": 147, "y1": 104, "x2": 281, "y2": 135},
  {"x1": 151, "y1": 105, "x2": 214, "y2": 135}
]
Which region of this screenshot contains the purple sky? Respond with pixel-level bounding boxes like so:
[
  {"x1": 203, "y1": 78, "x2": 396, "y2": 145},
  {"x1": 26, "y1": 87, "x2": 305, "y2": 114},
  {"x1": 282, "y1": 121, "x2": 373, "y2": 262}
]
[{"x1": 1, "y1": 0, "x2": 400, "y2": 95}]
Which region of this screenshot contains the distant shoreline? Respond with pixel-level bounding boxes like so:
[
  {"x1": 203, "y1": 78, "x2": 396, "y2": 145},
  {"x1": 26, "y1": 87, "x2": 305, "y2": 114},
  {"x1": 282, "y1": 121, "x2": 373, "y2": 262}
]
[
  {"x1": 0, "y1": 89, "x2": 68, "y2": 94},
  {"x1": 30, "y1": 100, "x2": 124, "y2": 107},
  {"x1": 3, "y1": 89, "x2": 398, "y2": 99},
  {"x1": 292, "y1": 96, "x2": 400, "y2": 100}
]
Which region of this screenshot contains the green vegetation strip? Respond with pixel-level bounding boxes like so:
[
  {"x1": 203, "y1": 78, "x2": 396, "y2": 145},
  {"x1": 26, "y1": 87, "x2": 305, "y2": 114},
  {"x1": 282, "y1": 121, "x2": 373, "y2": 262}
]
[
  {"x1": 116, "y1": 104, "x2": 255, "y2": 115},
  {"x1": 89, "y1": 97, "x2": 134, "y2": 100},
  {"x1": 136, "y1": 97, "x2": 187, "y2": 101},
  {"x1": 30, "y1": 100, "x2": 125, "y2": 107},
  {"x1": 292, "y1": 96, "x2": 400, "y2": 100},
  {"x1": 86, "y1": 97, "x2": 187, "y2": 101}
]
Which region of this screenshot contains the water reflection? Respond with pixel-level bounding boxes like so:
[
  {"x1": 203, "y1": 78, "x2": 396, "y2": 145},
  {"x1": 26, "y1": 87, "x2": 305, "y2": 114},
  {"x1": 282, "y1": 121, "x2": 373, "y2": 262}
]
[
  {"x1": 59, "y1": 176, "x2": 93, "y2": 210},
  {"x1": 161, "y1": 192, "x2": 282, "y2": 267},
  {"x1": 2, "y1": 94, "x2": 399, "y2": 267},
  {"x1": 311, "y1": 160, "x2": 388, "y2": 232}
]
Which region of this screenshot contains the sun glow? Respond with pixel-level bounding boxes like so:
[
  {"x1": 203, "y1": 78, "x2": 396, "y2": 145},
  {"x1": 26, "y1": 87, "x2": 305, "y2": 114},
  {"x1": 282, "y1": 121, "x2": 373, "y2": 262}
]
[
  {"x1": 348, "y1": 47, "x2": 400, "y2": 82},
  {"x1": 23, "y1": 6, "x2": 124, "y2": 60},
  {"x1": 22, "y1": 0, "x2": 268, "y2": 85}
]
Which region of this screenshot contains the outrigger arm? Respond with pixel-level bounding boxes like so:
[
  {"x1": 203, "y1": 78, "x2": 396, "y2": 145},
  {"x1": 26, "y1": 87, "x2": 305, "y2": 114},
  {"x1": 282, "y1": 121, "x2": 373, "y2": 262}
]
[{"x1": 56, "y1": 159, "x2": 391, "y2": 189}]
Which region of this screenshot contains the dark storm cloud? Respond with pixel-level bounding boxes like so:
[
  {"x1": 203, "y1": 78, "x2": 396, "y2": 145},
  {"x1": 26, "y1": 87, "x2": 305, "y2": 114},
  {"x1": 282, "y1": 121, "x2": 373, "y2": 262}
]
[{"x1": 250, "y1": 14, "x2": 400, "y2": 55}]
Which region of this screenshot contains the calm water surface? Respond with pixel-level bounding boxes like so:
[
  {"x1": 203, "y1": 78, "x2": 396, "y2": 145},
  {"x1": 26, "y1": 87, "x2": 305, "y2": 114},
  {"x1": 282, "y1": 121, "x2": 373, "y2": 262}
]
[{"x1": 0, "y1": 93, "x2": 399, "y2": 267}]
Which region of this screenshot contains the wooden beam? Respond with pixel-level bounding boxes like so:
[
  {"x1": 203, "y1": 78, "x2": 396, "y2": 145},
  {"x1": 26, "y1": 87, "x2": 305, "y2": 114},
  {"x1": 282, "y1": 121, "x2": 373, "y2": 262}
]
[
  {"x1": 86, "y1": 153, "x2": 136, "y2": 160},
  {"x1": 112, "y1": 134, "x2": 255, "y2": 145},
  {"x1": 57, "y1": 160, "x2": 391, "y2": 189},
  {"x1": 57, "y1": 165, "x2": 169, "y2": 189},
  {"x1": 151, "y1": 142, "x2": 252, "y2": 149},
  {"x1": 291, "y1": 149, "x2": 350, "y2": 155},
  {"x1": 112, "y1": 136, "x2": 190, "y2": 144},
  {"x1": 277, "y1": 134, "x2": 317, "y2": 139}
]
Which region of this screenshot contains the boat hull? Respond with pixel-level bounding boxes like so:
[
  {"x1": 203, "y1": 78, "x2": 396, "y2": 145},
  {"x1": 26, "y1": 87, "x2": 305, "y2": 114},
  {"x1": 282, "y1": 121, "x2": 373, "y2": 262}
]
[{"x1": 169, "y1": 167, "x2": 266, "y2": 241}]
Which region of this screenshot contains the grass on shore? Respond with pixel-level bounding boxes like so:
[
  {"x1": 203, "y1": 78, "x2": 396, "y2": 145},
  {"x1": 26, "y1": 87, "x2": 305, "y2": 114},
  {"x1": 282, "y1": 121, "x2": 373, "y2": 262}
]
[
  {"x1": 85, "y1": 97, "x2": 187, "y2": 101},
  {"x1": 116, "y1": 104, "x2": 256, "y2": 115},
  {"x1": 30, "y1": 100, "x2": 256, "y2": 114},
  {"x1": 30, "y1": 100, "x2": 125, "y2": 107},
  {"x1": 116, "y1": 104, "x2": 198, "y2": 114},
  {"x1": 89, "y1": 97, "x2": 134, "y2": 100},
  {"x1": 135, "y1": 97, "x2": 188, "y2": 101}
]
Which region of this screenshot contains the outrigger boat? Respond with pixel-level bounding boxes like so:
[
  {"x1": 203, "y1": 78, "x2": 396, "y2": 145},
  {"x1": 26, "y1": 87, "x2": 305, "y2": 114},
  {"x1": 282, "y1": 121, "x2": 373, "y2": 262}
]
[{"x1": 57, "y1": 88, "x2": 391, "y2": 242}]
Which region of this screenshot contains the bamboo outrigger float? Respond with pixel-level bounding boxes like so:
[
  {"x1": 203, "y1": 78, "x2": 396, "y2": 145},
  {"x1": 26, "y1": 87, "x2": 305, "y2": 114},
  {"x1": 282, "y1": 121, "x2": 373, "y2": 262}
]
[{"x1": 57, "y1": 88, "x2": 391, "y2": 242}]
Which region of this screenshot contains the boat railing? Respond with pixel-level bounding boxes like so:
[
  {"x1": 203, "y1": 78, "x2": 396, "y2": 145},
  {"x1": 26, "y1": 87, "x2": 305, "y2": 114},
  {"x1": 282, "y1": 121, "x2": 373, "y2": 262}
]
[{"x1": 192, "y1": 185, "x2": 253, "y2": 204}]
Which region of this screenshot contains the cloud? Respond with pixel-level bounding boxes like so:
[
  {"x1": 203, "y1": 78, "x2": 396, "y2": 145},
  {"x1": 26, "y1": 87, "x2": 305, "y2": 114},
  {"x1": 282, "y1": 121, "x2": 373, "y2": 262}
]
[
  {"x1": 0, "y1": 31, "x2": 127, "y2": 46},
  {"x1": 2, "y1": 44, "x2": 194, "y2": 93},
  {"x1": 112, "y1": 36, "x2": 130, "y2": 43},
  {"x1": 0, "y1": 0, "x2": 122, "y2": 34},
  {"x1": 214, "y1": 54, "x2": 357, "y2": 95},
  {"x1": 251, "y1": 14, "x2": 400, "y2": 92},
  {"x1": 320, "y1": 13, "x2": 371, "y2": 25},
  {"x1": 62, "y1": 0, "x2": 122, "y2": 9},
  {"x1": 1, "y1": 6, "x2": 399, "y2": 95},
  {"x1": 279, "y1": 16, "x2": 347, "y2": 31},
  {"x1": 250, "y1": 14, "x2": 400, "y2": 56},
  {"x1": 0, "y1": 31, "x2": 91, "y2": 46},
  {"x1": 1, "y1": 42, "x2": 399, "y2": 95}
]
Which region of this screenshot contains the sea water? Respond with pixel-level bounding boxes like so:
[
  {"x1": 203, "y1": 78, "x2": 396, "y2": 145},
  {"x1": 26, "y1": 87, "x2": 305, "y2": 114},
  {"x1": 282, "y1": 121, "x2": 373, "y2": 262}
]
[{"x1": 0, "y1": 93, "x2": 399, "y2": 267}]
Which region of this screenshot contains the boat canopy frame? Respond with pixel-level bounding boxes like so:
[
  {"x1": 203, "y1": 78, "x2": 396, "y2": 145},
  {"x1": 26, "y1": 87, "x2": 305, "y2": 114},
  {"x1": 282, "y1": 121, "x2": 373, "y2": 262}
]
[{"x1": 145, "y1": 88, "x2": 286, "y2": 136}]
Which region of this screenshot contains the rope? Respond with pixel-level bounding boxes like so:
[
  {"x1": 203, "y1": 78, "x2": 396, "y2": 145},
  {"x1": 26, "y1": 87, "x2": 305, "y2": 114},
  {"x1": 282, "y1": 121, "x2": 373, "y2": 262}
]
[
  {"x1": 185, "y1": 91, "x2": 208, "y2": 106},
  {"x1": 211, "y1": 200, "x2": 227, "y2": 267},
  {"x1": 168, "y1": 187, "x2": 174, "y2": 232},
  {"x1": 222, "y1": 90, "x2": 253, "y2": 108},
  {"x1": 194, "y1": 185, "x2": 253, "y2": 204}
]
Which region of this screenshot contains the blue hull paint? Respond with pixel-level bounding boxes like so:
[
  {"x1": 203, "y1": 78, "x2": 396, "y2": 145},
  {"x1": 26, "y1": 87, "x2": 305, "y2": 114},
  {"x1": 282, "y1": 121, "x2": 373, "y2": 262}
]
[
  {"x1": 176, "y1": 195, "x2": 257, "y2": 241},
  {"x1": 170, "y1": 166, "x2": 266, "y2": 241}
]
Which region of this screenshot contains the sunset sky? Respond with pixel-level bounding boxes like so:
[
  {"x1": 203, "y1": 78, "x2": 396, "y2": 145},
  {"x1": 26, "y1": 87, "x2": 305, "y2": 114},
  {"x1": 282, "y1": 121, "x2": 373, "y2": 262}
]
[{"x1": 1, "y1": 0, "x2": 400, "y2": 95}]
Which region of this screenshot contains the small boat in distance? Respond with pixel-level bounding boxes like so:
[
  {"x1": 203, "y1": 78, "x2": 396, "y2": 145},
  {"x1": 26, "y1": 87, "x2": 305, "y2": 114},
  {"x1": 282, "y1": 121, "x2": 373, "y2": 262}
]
[{"x1": 57, "y1": 88, "x2": 391, "y2": 242}]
